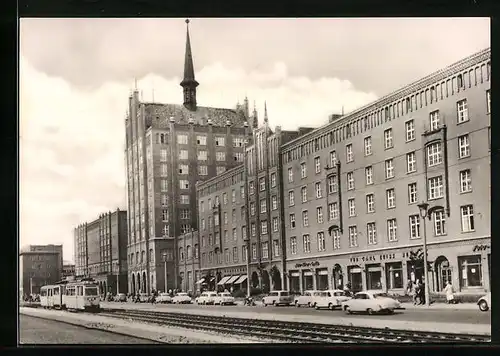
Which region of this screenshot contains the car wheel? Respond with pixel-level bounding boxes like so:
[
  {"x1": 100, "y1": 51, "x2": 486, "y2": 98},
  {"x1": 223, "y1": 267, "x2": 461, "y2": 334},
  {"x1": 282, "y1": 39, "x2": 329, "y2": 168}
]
[
  {"x1": 307, "y1": 302, "x2": 311, "y2": 308},
  {"x1": 262, "y1": 299, "x2": 266, "y2": 306},
  {"x1": 387, "y1": 309, "x2": 395, "y2": 315},
  {"x1": 295, "y1": 301, "x2": 299, "y2": 307},
  {"x1": 344, "y1": 306, "x2": 352, "y2": 314},
  {"x1": 272, "y1": 301, "x2": 276, "y2": 306},
  {"x1": 315, "y1": 305, "x2": 319, "y2": 310},
  {"x1": 367, "y1": 308, "x2": 374, "y2": 315},
  {"x1": 328, "y1": 303, "x2": 333, "y2": 310},
  {"x1": 479, "y1": 300, "x2": 489, "y2": 312}
]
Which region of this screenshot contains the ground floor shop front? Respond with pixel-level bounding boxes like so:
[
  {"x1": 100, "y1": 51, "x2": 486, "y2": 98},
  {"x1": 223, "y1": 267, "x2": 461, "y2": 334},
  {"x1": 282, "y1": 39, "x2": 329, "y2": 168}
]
[{"x1": 286, "y1": 237, "x2": 491, "y2": 296}]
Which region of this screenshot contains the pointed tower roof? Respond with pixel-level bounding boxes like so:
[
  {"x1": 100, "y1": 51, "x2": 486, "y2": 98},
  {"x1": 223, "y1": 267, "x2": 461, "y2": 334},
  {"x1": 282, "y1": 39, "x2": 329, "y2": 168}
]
[
  {"x1": 264, "y1": 101, "x2": 269, "y2": 123},
  {"x1": 180, "y1": 19, "x2": 199, "y2": 88}
]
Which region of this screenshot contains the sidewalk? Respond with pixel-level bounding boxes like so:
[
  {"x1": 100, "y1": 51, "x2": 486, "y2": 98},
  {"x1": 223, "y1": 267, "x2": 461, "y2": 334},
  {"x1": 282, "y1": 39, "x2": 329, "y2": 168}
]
[{"x1": 400, "y1": 302, "x2": 479, "y2": 311}]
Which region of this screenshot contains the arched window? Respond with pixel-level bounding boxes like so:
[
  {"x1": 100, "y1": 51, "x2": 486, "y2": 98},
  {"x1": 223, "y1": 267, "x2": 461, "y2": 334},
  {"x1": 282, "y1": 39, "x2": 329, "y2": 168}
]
[
  {"x1": 179, "y1": 247, "x2": 184, "y2": 261},
  {"x1": 186, "y1": 245, "x2": 192, "y2": 259},
  {"x1": 194, "y1": 244, "x2": 199, "y2": 259},
  {"x1": 149, "y1": 249, "x2": 154, "y2": 262},
  {"x1": 435, "y1": 256, "x2": 452, "y2": 292},
  {"x1": 135, "y1": 252, "x2": 139, "y2": 264},
  {"x1": 141, "y1": 250, "x2": 145, "y2": 263},
  {"x1": 457, "y1": 74, "x2": 464, "y2": 89}
]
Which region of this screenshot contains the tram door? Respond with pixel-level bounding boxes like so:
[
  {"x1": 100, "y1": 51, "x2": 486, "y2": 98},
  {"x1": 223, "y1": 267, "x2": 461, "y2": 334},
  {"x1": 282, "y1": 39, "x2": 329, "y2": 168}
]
[{"x1": 48, "y1": 288, "x2": 54, "y2": 307}]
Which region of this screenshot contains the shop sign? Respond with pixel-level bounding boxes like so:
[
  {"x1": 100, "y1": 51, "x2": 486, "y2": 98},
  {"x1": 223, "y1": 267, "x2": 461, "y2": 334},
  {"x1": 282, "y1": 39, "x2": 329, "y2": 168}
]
[
  {"x1": 295, "y1": 261, "x2": 320, "y2": 268},
  {"x1": 473, "y1": 244, "x2": 490, "y2": 252},
  {"x1": 349, "y1": 253, "x2": 396, "y2": 264}
]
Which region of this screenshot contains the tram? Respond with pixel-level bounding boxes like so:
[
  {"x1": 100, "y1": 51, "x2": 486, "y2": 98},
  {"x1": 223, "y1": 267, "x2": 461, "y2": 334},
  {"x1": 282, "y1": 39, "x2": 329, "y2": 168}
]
[
  {"x1": 63, "y1": 278, "x2": 100, "y2": 312},
  {"x1": 40, "y1": 283, "x2": 66, "y2": 310}
]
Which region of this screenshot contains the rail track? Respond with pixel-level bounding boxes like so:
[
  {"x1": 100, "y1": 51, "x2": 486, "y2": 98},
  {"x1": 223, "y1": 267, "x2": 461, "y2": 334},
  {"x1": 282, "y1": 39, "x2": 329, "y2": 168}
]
[{"x1": 98, "y1": 308, "x2": 491, "y2": 343}]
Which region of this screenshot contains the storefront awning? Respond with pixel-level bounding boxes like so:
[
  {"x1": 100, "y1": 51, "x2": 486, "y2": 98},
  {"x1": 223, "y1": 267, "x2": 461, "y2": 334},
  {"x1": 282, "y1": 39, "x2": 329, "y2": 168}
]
[
  {"x1": 195, "y1": 278, "x2": 205, "y2": 284},
  {"x1": 234, "y1": 275, "x2": 247, "y2": 284},
  {"x1": 217, "y1": 276, "x2": 231, "y2": 285},
  {"x1": 226, "y1": 275, "x2": 240, "y2": 284}
]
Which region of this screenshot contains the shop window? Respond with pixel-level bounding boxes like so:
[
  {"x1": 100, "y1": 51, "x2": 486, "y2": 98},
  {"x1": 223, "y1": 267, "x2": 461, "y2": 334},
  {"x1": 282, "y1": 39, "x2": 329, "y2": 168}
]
[
  {"x1": 386, "y1": 262, "x2": 403, "y2": 289},
  {"x1": 366, "y1": 265, "x2": 382, "y2": 290},
  {"x1": 303, "y1": 271, "x2": 314, "y2": 290},
  {"x1": 459, "y1": 255, "x2": 483, "y2": 289},
  {"x1": 347, "y1": 266, "x2": 363, "y2": 293},
  {"x1": 316, "y1": 269, "x2": 329, "y2": 290}
]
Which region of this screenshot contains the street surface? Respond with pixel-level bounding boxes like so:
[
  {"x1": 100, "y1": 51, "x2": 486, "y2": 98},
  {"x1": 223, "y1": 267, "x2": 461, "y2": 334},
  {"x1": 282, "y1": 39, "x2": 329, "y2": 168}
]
[
  {"x1": 20, "y1": 315, "x2": 159, "y2": 344},
  {"x1": 102, "y1": 302, "x2": 490, "y2": 325}
]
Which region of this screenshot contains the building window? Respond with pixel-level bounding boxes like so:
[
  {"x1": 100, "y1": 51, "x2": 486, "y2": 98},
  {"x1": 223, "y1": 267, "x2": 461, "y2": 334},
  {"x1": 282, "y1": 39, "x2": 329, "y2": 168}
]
[
  {"x1": 160, "y1": 148, "x2": 168, "y2": 162},
  {"x1": 366, "y1": 194, "x2": 375, "y2": 213},
  {"x1": 272, "y1": 195, "x2": 278, "y2": 210},
  {"x1": 197, "y1": 150, "x2": 208, "y2": 161},
  {"x1": 332, "y1": 229, "x2": 340, "y2": 250},
  {"x1": 458, "y1": 134, "x2": 470, "y2": 158},
  {"x1": 261, "y1": 221, "x2": 268, "y2": 235},
  {"x1": 289, "y1": 190, "x2": 295, "y2": 206},
  {"x1": 367, "y1": 222, "x2": 377, "y2": 245},
  {"x1": 233, "y1": 247, "x2": 238, "y2": 262},
  {"x1": 231, "y1": 189, "x2": 236, "y2": 203},
  {"x1": 316, "y1": 207, "x2": 324, "y2": 224},
  {"x1": 290, "y1": 237, "x2": 297, "y2": 255},
  {"x1": 433, "y1": 210, "x2": 446, "y2": 236},
  {"x1": 408, "y1": 183, "x2": 418, "y2": 204},
  {"x1": 161, "y1": 194, "x2": 168, "y2": 207},
  {"x1": 365, "y1": 166, "x2": 373, "y2": 185},
  {"x1": 273, "y1": 240, "x2": 280, "y2": 257},
  {"x1": 162, "y1": 209, "x2": 169, "y2": 222},
  {"x1": 300, "y1": 162, "x2": 307, "y2": 178},
  {"x1": 290, "y1": 214, "x2": 296, "y2": 229},
  {"x1": 409, "y1": 215, "x2": 420, "y2": 239},
  {"x1": 259, "y1": 177, "x2": 266, "y2": 191},
  {"x1": 385, "y1": 159, "x2": 394, "y2": 179},
  {"x1": 233, "y1": 137, "x2": 244, "y2": 147},
  {"x1": 250, "y1": 202, "x2": 255, "y2": 216},
  {"x1": 179, "y1": 149, "x2": 188, "y2": 160},
  {"x1": 240, "y1": 185, "x2": 245, "y2": 200},
  {"x1": 272, "y1": 217, "x2": 279, "y2": 232},
  {"x1": 348, "y1": 226, "x2": 358, "y2": 247},
  {"x1": 251, "y1": 243, "x2": 257, "y2": 260},
  {"x1": 346, "y1": 144, "x2": 354, "y2": 163},
  {"x1": 328, "y1": 175, "x2": 338, "y2": 193},
  {"x1": 457, "y1": 99, "x2": 469, "y2": 123},
  {"x1": 196, "y1": 135, "x2": 207, "y2": 145},
  {"x1": 406, "y1": 151, "x2": 416, "y2": 173},
  {"x1": 270, "y1": 172, "x2": 277, "y2": 187},
  {"x1": 249, "y1": 181, "x2": 255, "y2": 195},
  {"x1": 460, "y1": 169, "x2": 472, "y2": 193},
  {"x1": 384, "y1": 128, "x2": 393, "y2": 149},
  {"x1": 348, "y1": 198, "x2": 356, "y2": 217},
  {"x1": 201, "y1": 218, "x2": 206, "y2": 230},
  {"x1": 429, "y1": 110, "x2": 440, "y2": 131},
  {"x1": 329, "y1": 151, "x2": 337, "y2": 167},
  {"x1": 234, "y1": 152, "x2": 244, "y2": 162},
  {"x1": 301, "y1": 186, "x2": 308, "y2": 202},
  {"x1": 251, "y1": 223, "x2": 256, "y2": 237},
  {"x1": 177, "y1": 134, "x2": 188, "y2": 145},
  {"x1": 427, "y1": 142, "x2": 442, "y2": 167},
  {"x1": 328, "y1": 202, "x2": 338, "y2": 220},
  {"x1": 386, "y1": 262, "x2": 403, "y2": 289},
  {"x1": 317, "y1": 232, "x2": 326, "y2": 252},
  {"x1": 460, "y1": 205, "x2": 475, "y2": 232},
  {"x1": 216, "y1": 152, "x2": 226, "y2": 161},
  {"x1": 387, "y1": 219, "x2": 397, "y2": 242},
  {"x1": 302, "y1": 210, "x2": 309, "y2": 227},
  {"x1": 222, "y1": 193, "x2": 228, "y2": 205},
  {"x1": 347, "y1": 172, "x2": 355, "y2": 190},
  {"x1": 405, "y1": 120, "x2": 415, "y2": 142},
  {"x1": 364, "y1": 136, "x2": 372, "y2": 156},
  {"x1": 459, "y1": 255, "x2": 482, "y2": 288},
  {"x1": 428, "y1": 176, "x2": 444, "y2": 200},
  {"x1": 288, "y1": 168, "x2": 293, "y2": 183},
  {"x1": 486, "y1": 90, "x2": 491, "y2": 114},
  {"x1": 303, "y1": 234, "x2": 311, "y2": 253},
  {"x1": 223, "y1": 211, "x2": 228, "y2": 224},
  {"x1": 224, "y1": 249, "x2": 230, "y2": 263},
  {"x1": 198, "y1": 165, "x2": 208, "y2": 175},
  {"x1": 160, "y1": 179, "x2": 168, "y2": 191},
  {"x1": 315, "y1": 182, "x2": 322, "y2": 198},
  {"x1": 179, "y1": 180, "x2": 189, "y2": 190},
  {"x1": 260, "y1": 199, "x2": 267, "y2": 213},
  {"x1": 315, "y1": 157, "x2": 321, "y2": 173},
  {"x1": 242, "y1": 245, "x2": 247, "y2": 262},
  {"x1": 215, "y1": 137, "x2": 225, "y2": 147}
]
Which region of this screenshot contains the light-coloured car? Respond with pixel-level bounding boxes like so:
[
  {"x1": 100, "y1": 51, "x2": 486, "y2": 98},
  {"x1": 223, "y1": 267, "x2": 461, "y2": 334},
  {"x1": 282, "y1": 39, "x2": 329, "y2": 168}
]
[
  {"x1": 156, "y1": 293, "x2": 172, "y2": 304},
  {"x1": 114, "y1": 293, "x2": 127, "y2": 302},
  {"x1": 172, "y1": 292, "x2": 192, "y2": 304},
  {"x1": 477, "y1": 292, "x2": 491, "y2": 312},
  {"x1": 294, "y1": 290, "x2": 317, "y2": 307},
  {"x1": 262, "y1": 291, "x2": 293, "y2": 306},
  {"x1": 341, "y1": 291, "x2": 401, "y2": 315},
  {"x1": 214, "y1": 292, "x2": 236, "y2": 306},
  {"x1": 195, "y1": 292, "x2": 218, "y2": 305},
  {"x1": 138, "y1": 293, "x2": 150, "y2": 303},
  {"x1": 312, "y1": 290, "x2": 351, "y2": 310}
]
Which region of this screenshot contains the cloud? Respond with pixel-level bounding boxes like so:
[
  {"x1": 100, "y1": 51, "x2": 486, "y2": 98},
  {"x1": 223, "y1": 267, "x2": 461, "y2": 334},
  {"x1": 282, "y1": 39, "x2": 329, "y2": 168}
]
[{"x1": 20, "y1": 53, "x2": 378, "y2": 262}]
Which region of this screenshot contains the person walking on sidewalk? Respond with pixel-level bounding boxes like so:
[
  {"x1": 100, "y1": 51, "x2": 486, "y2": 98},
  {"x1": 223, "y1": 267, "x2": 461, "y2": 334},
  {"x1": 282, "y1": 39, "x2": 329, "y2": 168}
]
[
  {"x1": 443, "y1": 281, "x2": 456, "y2": 304},
  {"x1": 413, "y1": 280, "x2": 421, "y2": 305}
]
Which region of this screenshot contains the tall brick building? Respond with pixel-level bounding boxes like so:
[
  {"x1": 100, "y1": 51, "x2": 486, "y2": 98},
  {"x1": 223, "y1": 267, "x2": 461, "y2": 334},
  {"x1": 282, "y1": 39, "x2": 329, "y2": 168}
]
[
  {"x1": 125, "y1": 20, "x2": 254, "y2": 294},
  {"x1": 19, "y1": 244, "x2": 63, "y2": 295}
]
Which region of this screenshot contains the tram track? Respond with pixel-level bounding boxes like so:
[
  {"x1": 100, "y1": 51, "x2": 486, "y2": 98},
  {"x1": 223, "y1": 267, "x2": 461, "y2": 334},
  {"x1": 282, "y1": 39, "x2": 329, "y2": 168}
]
[{"x1": 98, "y1": 308, "x2": 491, "y2": 343}]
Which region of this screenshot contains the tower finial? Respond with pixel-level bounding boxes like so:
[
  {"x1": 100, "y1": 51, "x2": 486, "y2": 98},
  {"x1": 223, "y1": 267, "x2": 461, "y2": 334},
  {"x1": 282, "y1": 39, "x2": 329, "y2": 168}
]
[
  {"x1": 180, "y1": 18, "x2": 199, "y2": 111},
  {"x1": 342, "y1": 105, "x2": 344, "y2": 116},
  {"x1": 264, "y1": 101, "x2": 268, "y2": 123}
]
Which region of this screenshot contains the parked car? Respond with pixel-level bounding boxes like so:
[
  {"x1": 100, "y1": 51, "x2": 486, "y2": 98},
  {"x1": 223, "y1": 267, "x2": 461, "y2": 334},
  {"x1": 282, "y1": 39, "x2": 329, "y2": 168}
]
[
  {"x1": 114, "y1": 293, "x2": 127, "y2": 302},
  {"x1": 195, "y1": 292, "x2": 218, "y2": 305},
  {"x1": 214, "y1": 292, "x2": 236, "y2": 306},
  {"x1": 341, "y1": 291, "x2": 401, "y2": 315},
  {"x1": 312, "y1": 290, "x2": 351, "y2": 310},
  {"x1": 138, "y1": 293, "x2": 150, "y2": 303},
  {"x1": 172, "y1": 292, "x2": 192, "y2": 304},
  {"x1": 477, "y1": 292, "x2": 491, "y2": 312},
  {"x1": 293, "y1": 290, "x2": 317, "y2": 307},
  {"x1": 156, "y1": 293, "x2": 173, "y2": 304},
  {"x1": 262, "y1": 291, "x2": 293, "y2": 306}
]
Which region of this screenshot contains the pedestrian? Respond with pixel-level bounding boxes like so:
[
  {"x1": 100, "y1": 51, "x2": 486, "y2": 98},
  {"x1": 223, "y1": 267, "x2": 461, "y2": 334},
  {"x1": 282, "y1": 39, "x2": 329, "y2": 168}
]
[
  {"x1": 418, "y1": 280, "x2": 426, "y2": 305},
  {"x1": 413, "y1": 280, "x2": 420, "y2": 305},
  {"x1": 443, "y1": 281, "x2": 455, "y2": 304}
]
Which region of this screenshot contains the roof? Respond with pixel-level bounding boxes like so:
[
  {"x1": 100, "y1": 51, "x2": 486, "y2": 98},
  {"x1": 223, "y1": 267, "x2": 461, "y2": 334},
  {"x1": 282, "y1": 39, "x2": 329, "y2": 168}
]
[{"x1": 144, "y1": 102, "x2": 248, "y2": 128}]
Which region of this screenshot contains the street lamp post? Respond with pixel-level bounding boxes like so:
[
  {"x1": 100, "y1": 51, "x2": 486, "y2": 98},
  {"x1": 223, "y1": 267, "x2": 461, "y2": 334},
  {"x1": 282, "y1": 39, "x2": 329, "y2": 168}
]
[
  {"x1": 417, "y1": 201, "x2": 431, "y2": 307},
  {"x1": 162, "y1": 252, "x2": 168, "y2": 293}
]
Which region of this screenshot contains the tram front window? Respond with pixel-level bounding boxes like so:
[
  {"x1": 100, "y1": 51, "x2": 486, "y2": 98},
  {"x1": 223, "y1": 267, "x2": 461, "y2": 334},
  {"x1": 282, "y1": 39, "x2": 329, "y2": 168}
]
[{"x1": 84, "y1": 287, "x2": 98, "y2": 296}]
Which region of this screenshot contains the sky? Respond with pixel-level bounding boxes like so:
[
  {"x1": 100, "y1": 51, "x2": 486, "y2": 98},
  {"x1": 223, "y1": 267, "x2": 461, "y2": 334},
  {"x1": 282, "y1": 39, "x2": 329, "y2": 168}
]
[{"x1": 19, "y1": 18, "x2": 490, "y2": 263}]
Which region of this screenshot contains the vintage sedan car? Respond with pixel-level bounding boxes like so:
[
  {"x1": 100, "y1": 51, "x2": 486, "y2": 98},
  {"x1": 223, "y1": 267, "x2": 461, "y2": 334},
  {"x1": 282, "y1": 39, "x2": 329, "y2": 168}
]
[
  {"x1": 341, "y1": 291, "x2": 401, "y2": 315},
  {"x1": 262, "y1": 291, "x2": 293, "y2": 306},
  {"x1": 214, "y1": 292, "x2": 236, "y2": 306},
  {"x1": 312, "y1": 290, "x2": 351, "y2": 310},
  {"x1": 293, "y1": 290, "x2": 317, "y2": 307},
  {"x1": 477, "y1": 292, "x2": 491, "y2": 312},
  {"x1": 114, "y1": 293, "x2": 127, "y2": 302},
  {"x1": 195, "y1": 292, "x2": 218, "y2": 305},
  {"x1": 172, "y1": 292, "x2": 192, "y2": 304},
  {"x1": 156, "y1": 293, "x2": 173, "y2": 304}
]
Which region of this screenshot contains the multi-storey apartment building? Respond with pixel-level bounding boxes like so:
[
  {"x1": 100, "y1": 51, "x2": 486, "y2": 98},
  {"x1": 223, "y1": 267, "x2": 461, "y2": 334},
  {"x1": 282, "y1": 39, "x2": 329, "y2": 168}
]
[
  {"x1": 177, "y1": 229, "x2": 201, "y2": 293},
  {"x1": 73, "y1": 209, "x2": 128, "y2": 294},
  {"x1": 19, "y1": 245, "x2": 62, "y2": 295},
  {"x1": 62, "y1": 261, "x2": 76, "y2": 279},
  {"x1": 197, "y1": 111, "x2": 314, "y2": 293},
  {"x1": 281, "y1": 48, "x2": 491, "y2": 296},
  {"x1": 125, "y1": 20, "x2": 254, "y2": 295}
]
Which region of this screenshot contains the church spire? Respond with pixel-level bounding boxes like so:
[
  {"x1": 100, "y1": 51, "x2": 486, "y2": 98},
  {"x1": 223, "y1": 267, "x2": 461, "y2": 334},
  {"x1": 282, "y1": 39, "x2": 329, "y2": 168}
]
[
  {"x1": 180, "y1": 19, "x2": 199, "y2": 111},
  {"x1": 264, "y1": 101, "x2": 269, "y2": 123},
  {"x1": 252, "y1": 100, "x2": 258, "y2": 128}
]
